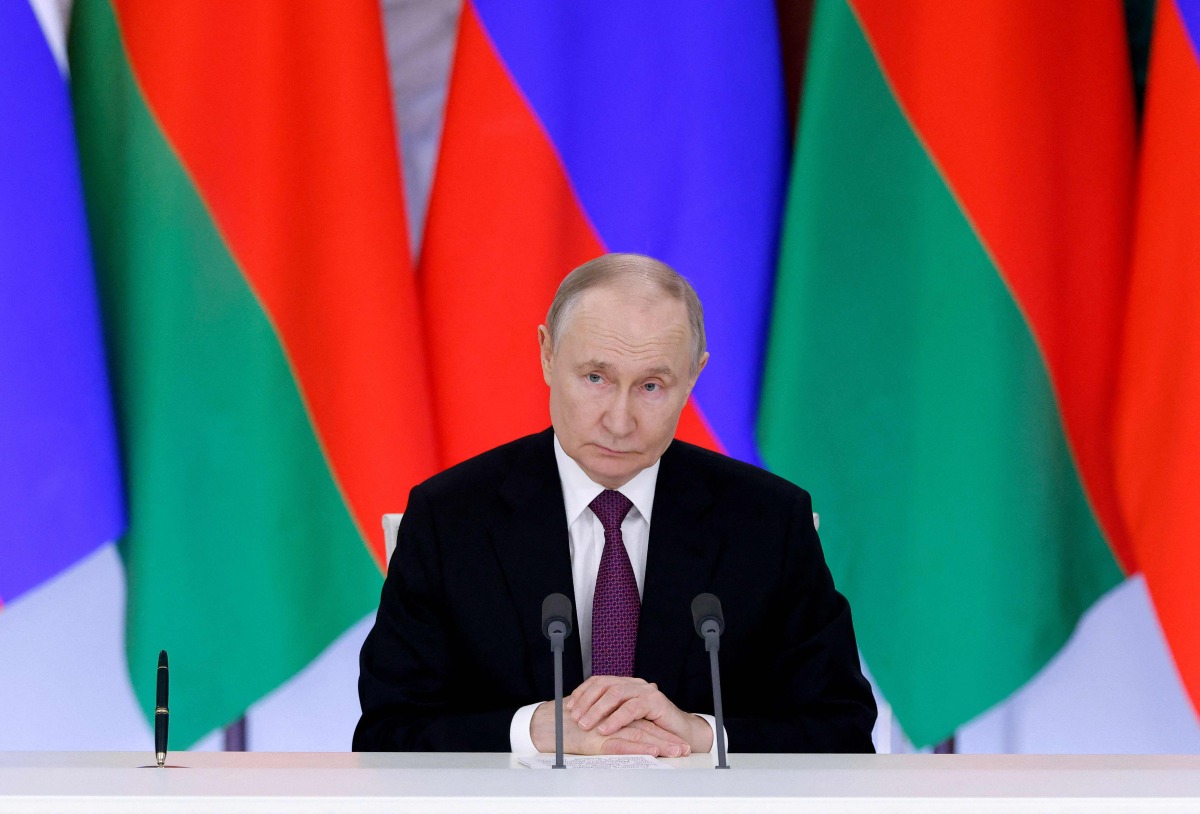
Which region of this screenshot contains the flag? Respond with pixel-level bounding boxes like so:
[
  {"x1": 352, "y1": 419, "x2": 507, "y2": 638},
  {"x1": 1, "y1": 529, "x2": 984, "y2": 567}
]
[
  {"x1": 0, "y1": 0, "x2": 124, "y2": 610},
  {"x1": 1116, "y1": 0, "x2": 1200, "y2": 720},
  {"x1": 758, "y1": 0, "x2": 1134, "y2": 746},
  {"x1": 68, "y1": 0, "x2": 438, "y2": 744},
  {"x1": 419, "y1": 0, "x2": 788, "y2": 466}
]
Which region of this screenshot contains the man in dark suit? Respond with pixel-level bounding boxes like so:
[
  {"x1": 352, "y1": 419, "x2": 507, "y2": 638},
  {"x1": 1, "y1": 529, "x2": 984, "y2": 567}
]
[{"x1": 354, "y1": 253, "x2": 876, "y2": 755}]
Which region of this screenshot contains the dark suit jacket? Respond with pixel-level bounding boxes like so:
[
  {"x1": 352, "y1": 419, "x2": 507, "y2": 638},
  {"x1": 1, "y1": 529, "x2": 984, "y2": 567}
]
[{"x1": 353, "y1": 429, "x2": 876, "y2": 752}]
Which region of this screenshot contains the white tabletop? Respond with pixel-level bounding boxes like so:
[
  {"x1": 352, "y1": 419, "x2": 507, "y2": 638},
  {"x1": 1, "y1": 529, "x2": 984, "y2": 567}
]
[{"x1": 3, "y1": 751, "x2": 1200, "y2": 813}]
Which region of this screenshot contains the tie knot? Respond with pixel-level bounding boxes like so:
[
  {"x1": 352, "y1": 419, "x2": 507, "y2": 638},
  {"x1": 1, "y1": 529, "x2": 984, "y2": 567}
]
[{"x1": 589, "y1": 490, "x2": 633, "y2": 532}]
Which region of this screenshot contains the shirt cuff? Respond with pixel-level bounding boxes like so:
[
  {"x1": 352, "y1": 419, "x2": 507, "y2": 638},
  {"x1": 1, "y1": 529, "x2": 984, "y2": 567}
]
[
  {"x1": 695, "y1": 713, "x2": 728, "y2": 755},
  {"x1": 510, "y1": 702, "x2": 542, "y2": 753}
]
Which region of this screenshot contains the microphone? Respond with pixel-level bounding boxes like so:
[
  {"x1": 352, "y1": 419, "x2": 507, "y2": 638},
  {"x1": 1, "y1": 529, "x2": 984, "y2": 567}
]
[
  {"x1": 542, "y1": 592, "x2": 573, "y2": 640},
  {"x1": 541, "y1": 593, "x2": 573, "y2": 768},
  {"x1": 692, "y1": 593, "x2": 724, "y2": 639},
  {"x1": 691, "y1": 593, "x2": 729, "y2": 769}
]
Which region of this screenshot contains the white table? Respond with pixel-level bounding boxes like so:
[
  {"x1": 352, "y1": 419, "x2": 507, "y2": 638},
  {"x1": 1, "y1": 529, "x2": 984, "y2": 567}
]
[{"x1": 3, "y1": 751, "x2": 1200, "y2": 813}]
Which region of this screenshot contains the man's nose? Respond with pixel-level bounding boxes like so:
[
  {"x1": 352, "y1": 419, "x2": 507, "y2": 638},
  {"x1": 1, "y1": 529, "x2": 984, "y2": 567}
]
[{"x1": 601, "y1": 389, "x2": 636, "y2": 437}]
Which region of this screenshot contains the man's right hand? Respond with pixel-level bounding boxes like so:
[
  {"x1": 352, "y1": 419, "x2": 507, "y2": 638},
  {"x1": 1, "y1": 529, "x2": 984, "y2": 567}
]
[{"x1": 529, "y1": 700, "x2": 692, "y2": 757}]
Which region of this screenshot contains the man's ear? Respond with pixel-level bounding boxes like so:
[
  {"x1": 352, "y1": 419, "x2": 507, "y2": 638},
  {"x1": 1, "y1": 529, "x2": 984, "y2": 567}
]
[
  {"x1": 538, "y1": 325, "x2": 554, "y2": 386},
  {"x1": 689, "y1": 351, "x2": 710, "y2": 391}
]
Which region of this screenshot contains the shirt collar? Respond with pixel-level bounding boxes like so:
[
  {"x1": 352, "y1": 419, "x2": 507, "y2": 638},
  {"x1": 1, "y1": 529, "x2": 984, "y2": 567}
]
[{"x1": 553, "y1": 433, "x2": 659, "y2": 525}]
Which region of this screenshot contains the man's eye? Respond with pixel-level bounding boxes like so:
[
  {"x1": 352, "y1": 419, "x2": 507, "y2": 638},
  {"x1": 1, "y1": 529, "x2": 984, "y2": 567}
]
[
  {"x1": 587, "y1": 373, "x2": 602, "y2": 383},
  {"x1": 644, "y1": 382, "x2": 658, "y2": 392}
]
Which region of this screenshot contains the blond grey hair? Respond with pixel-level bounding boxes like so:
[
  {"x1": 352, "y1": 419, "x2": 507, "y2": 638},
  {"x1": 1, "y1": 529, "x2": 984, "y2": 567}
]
[{"x1": 545, "y1": 253, "x2": 706, "y2": 371}]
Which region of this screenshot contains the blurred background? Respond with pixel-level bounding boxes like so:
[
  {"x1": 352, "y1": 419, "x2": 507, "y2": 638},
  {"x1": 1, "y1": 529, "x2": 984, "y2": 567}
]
[{"x1": 5, "y1": 0, "x2": 1200, "y2": 754}]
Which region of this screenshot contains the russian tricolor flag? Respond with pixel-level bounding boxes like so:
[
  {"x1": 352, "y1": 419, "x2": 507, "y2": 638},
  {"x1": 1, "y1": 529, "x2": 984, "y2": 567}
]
[
  {"x1": 0, "y1": 1, "x2": 124, "y2": 610},
  {"x1": 419, "y1": 0, "x2": 788, "y2": 468}
]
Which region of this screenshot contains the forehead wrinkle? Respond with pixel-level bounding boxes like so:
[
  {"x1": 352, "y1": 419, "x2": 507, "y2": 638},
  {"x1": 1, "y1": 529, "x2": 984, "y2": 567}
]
[
  {"x1": 583, "y1": 321, "x2": 690, "y2": 351},
  {"x1": 562, "y1": 298, "x2": 693, "y2": 380},
  {"x1": 587, "y1": 328, "x2": 686, "y2": 372}
]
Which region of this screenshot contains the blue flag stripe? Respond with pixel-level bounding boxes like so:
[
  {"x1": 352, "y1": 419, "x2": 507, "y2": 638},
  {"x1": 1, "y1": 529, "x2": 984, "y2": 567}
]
[{"x1": 0, "y1": 0, "x2": 124, "y2": 605}]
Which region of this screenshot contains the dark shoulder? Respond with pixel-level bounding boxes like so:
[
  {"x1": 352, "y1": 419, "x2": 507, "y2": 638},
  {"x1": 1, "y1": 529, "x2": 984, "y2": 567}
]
[
  {"x1": 663, "y1": 439, "x2": 810, "y2": 506},
  {"x1": 414, "y1": 429, "x2": 553, "y2": 500}
]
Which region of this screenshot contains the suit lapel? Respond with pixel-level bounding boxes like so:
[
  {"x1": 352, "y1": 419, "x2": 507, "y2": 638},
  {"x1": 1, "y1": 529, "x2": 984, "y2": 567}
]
[
  {"x1": 491, "y1": 430, "x2": 584, "y2": 697},
  {"x1": 636, "y1": 442, "x2": 721, "y2": 700}
]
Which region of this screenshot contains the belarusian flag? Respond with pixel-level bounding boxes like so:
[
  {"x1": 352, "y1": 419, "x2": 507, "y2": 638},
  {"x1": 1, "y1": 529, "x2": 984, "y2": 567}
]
[
  {"x1": 759, "y1": 0, "x2": 1134, "y2": 746},
  {"x1": 1116, "y1": 0, "x2": 1200, "y2": 722},
  {"x1": 69, "y1": 0, "x2": 437, "y2": 745}
]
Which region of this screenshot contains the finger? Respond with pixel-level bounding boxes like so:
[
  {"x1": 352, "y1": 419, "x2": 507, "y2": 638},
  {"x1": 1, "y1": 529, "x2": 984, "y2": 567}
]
[
  {"x1": 572, "y1": 675, "x2": 647, "y2": 696},
  {"x1": 606, "y1": 723, "x2": 689, "y2": 758},
  {"x1": 594, "y1": 695, "x2": 652, "y2": 734},
  {"x1": 601, "y1": 737, "x2": 660, "y2": 757},
  {"x1": 566, "y1": 676, "x2": 610, "y2": 715},
  {"x1": 626, "y1": 718, "x2": 689, "y2": 744},
  {"x1": 566, "y1": 676, "x2": 602, "y2": 713},
  {"x1": 568, "y1": 675, "x2": 644, "y2": 708},
  {"x1": 579, "y1": 684, "x2": 642, "y2": 729},
  {"x1": 593, "y1": 683, "x2": 672, "y2": 734},
  {"x1": 570, "y1": 676, "x2": 639, "y2": 722},
  {"x1": 625, "y1": 719, "x2": 692, "y2": 755}
]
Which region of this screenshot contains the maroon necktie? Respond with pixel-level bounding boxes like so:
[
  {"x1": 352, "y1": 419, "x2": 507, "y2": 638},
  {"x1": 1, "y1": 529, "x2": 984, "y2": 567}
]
[{"x1": 590, "y1": 489, "x2": 639, "y2": 677}]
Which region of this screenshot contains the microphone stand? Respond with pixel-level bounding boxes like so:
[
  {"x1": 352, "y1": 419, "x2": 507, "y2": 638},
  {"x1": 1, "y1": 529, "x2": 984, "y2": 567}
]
[
  {"x1": 692, "y1": 593, "x2": 730, "y2": 769},
  {"x1": 542, "y1": 593, "x2": 573, "y2": 769},
  {"x1": 550, "y1": 623, "x2": 566, "y2": 769},
  {"x1": 700, "y1": 620, "x2": 729, "y2": 769}
]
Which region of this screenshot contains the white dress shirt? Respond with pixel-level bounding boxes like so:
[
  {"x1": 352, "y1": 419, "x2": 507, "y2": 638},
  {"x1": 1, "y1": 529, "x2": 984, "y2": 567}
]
[
  {"x1": 555, "y1": 434, "x2": 658, "y2": 677},
  {"x1": 509, "y1": 434, "x2": 720, "y2": 754}
]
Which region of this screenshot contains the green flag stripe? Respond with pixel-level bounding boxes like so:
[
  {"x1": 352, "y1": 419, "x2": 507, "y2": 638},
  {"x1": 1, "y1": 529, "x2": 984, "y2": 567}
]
[
  {"x1": 758, "y1": 0, "x2": 1121, "y2": 746},
  {"x1": 70, "y1": 0, "x2": 381, "y2": 745}
]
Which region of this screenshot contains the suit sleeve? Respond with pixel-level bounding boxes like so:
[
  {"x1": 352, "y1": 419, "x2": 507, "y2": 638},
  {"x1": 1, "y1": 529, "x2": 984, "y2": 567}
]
[
  {"x1": 724, "y1": 490, "x2": 878, "y2": 753},
  {"x1": 352, "y1": 486, "x2": 517, "y2": 751}
]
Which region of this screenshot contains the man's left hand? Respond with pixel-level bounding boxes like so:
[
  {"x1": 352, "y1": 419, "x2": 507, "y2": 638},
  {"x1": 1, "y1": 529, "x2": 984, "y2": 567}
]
[{"x1": 566, "y1": 676, "x2": 714, "y2": 753}]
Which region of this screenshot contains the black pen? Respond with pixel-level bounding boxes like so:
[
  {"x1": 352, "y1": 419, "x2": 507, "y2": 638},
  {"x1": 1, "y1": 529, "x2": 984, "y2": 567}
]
[{"x1": 155, "y1": 650, "x2": 169, "y2": 767}]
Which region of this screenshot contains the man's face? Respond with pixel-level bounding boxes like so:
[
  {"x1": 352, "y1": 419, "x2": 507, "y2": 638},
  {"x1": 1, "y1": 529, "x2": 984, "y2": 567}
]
[{"x1": 539, "y1": 282, "x2": 708, "y2": 489}]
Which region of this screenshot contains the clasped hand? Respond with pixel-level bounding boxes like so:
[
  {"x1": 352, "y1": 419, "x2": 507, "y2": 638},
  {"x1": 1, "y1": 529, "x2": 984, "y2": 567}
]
[{"x1": 530, "y1": 676, "x2": 714, "y2": 757}]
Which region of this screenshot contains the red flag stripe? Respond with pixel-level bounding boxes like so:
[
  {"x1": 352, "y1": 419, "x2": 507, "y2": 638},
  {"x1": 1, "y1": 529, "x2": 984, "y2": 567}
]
[{"x1": 1116, "y1": 0, "x2": 1200, "y2": 713}]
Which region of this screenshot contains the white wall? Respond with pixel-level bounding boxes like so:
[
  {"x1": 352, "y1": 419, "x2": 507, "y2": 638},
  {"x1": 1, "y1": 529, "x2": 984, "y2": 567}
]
[
  {"x1": 0, "y1": 544, "x2": 370, "y2": 752},
  {"x1": 2, "y1": 543, "x2": 1198, "y2": 753}
]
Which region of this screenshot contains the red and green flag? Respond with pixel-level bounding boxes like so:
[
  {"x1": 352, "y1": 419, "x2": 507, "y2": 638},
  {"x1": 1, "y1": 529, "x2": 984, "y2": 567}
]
[
  {"x1": 68, "y1": 0, "x2": 437, "y2": 745},
  {"x1": 758, "y1": 0, "x2": 1135, "y2": 746},
  {"x1": 1116, "y1": 0, "x2": 1200, "y2": 722}
]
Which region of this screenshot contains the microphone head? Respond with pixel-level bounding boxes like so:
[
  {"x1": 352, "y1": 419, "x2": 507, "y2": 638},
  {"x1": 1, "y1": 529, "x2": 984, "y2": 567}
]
[
  {"x1": 691, "y1": 593, "x2": 724, "y2": 637},
  {"x1": 541, "y1": 592, "x2": 574, "y2": 639}
]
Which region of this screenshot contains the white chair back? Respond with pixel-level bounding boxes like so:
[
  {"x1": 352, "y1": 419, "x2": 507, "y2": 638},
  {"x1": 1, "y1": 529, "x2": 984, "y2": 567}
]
[{"x1": 382, "y1": 513, "x2": 403, "y2": 569}]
